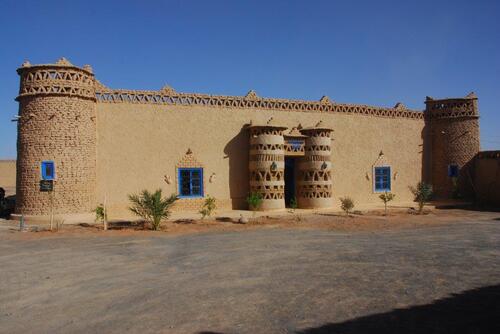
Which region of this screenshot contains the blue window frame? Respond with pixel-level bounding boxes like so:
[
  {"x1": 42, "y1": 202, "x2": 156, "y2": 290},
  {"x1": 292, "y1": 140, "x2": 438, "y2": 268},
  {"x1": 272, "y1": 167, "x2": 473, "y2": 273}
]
[
  {"x1": 178, "y1": 168, "x2": 203, "y2": 198},
  {"x1": 374, "y1": 166, "x2": 391, "y2": 192},
  {"x1": 448, "y1": 164, "x2": 459, "y2": 177},
  {"x1": 41, "y1": 161, "x2": 55, "y2": 180}
]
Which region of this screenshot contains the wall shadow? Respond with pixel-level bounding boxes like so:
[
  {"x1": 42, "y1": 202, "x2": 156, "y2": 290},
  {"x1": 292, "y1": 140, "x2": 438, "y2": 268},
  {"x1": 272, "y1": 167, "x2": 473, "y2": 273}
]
[
  {"x1": 296, "y1": 284, "x2": 500, "y2": 334},
  {"x1": 223, "y1": 125, "x2": 249, "y2": 210}
]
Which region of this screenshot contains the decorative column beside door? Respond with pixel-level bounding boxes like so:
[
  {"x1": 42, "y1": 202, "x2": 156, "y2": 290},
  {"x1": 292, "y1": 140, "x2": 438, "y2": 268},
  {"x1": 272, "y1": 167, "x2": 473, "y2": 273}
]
[
  {"x1": 248, "y1": 119, "x2": 287, "y2": 210},
  {"x1": 297, "y1": 121, "x2": 334, "y2": 208}
]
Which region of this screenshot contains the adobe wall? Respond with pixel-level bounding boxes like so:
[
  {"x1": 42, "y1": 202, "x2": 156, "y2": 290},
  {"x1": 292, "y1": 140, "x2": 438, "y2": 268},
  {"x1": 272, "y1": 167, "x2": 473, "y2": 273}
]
[
  {"x1": 0, "y1": 160, "x2": 16, "y2": 196},
  {"x1": 474, "y1": 151, "x2": 500, "y2": 207},
  {"x1": 95, "y1": 102, "x2": 425, "y2": 217}
]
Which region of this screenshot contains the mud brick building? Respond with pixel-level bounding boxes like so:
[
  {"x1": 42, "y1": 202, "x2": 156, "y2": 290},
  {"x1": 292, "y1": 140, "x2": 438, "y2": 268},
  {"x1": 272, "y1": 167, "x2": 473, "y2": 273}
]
[{"x1": 13, "y1": 57, "x2": 493, "y2": 221}]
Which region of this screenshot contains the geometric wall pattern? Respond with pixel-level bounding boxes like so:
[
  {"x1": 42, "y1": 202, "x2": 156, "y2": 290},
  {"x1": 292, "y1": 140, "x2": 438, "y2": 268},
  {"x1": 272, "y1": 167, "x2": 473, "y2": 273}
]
[
  {"x1": 297, "y1": 127, "x2": 334, "y2": 208},
  {"x1": 17, "y1": 58, "x2": 96, "y2": 101},
  {"x1": 96, "y1": 84, "x2": 424, "y2": 120},
  {"x1": 248, "y1": 124, "x2": 286, "y2": 210}
]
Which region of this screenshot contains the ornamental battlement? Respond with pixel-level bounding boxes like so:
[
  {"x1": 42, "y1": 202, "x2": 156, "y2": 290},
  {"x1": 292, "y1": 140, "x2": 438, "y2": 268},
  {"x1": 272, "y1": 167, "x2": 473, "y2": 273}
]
[
  {"x1": 95, "y1": 83, "x2": 424, "y2": 120},
  {"x1": 16, "y1": 58, "x2": 424, "y2": 120},
  {"x1": 424, "y1": 93, "x2": 479, "y2": 120}
]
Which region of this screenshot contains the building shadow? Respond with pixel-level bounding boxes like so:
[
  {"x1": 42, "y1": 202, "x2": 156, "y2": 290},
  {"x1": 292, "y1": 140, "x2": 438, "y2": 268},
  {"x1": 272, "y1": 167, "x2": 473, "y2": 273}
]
[
  {"x1": 434, "y1": 203, "x2": 500, "y2": 213},
  {"x1": 195, "y1": 285, "x2": 500, "y2": 334},
  {"x1": 296, "y1": 284, "x2": 500, "y2": 334},
  {"x1": 223, "y1": 125, "x2": 250, "y2": 210}
]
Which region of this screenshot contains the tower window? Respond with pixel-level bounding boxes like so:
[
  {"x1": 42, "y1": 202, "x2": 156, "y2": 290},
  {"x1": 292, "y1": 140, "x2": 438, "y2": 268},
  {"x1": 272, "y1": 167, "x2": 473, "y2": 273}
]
[
  {"x1": 374, "y1": 166, "x2": 391, "y2": 192},
  {"x1": 41, "y1": 161, "x2": 55, "y2": 180},
  {"x1": 178, "y1": 168, "x2": 203, "y2": 198},
  {"x1": 448, "y1": 164, "x2": 459, "y2": 177}
]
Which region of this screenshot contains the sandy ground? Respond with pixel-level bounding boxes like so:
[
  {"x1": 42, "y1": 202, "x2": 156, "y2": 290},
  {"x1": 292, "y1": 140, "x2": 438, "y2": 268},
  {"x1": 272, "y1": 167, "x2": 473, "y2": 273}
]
[
  {"x1": 0, "y1": 208, "x2": 499, "y2": 333},
  {"x1": 1, "y1": 207, "x2": 499, "y2": 239}
]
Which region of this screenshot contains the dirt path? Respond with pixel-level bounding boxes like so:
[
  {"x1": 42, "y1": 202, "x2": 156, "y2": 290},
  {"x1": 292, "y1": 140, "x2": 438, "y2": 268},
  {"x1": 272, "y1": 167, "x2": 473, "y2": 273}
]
[{"x1": 0, "y1": 210, "x2": 499, "y2": 333}]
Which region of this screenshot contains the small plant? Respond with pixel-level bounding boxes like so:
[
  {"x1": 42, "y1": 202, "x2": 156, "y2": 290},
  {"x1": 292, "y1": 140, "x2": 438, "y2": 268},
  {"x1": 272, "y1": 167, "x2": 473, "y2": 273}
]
[
  {"x1": 339, "y1": 196, "x2": 355, "y2": 216},
  {"x1": 409, "y1": 182, "x2": 433, "y2": 214},
  {"x1": 94, "y1": 203, "x2": 108, "y2": 230},
  {"x1": 94, "y1": 204, "x2": 107, "y2": 223},
  {"x1": 451, "y1": 177, "x2": 461, "y2": 199},
  {"x1": 247, "y1": 192, "x2": 263, "y2": 216},
  {"x1": 199, "y1": 195, "x2": 216, "y2": 219},
  {"x1": 289, "y1": 197, "x2": 298, "y2": 212},
  {"x1": 128, "y1": 189, "x2": 178, "y2": 230},
  {"x1": 379, "y1": 192, "x2": 396, "y2": 216}
]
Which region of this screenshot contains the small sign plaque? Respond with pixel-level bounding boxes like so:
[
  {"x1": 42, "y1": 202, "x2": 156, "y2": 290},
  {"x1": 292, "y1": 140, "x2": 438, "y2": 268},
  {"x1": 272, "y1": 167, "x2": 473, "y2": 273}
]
[{"x1": 40, "y1": 180, "x2": 54, "y2": 192}]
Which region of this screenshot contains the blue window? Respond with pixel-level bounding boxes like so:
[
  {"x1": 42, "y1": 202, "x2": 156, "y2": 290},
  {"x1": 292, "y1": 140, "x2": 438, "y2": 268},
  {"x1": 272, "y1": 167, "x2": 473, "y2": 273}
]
[
  {"x1": 178, "y1": 168, "x2": 203, "y2": 198},
  {"x1": 41, "y1": 161, "x2": 55, "y2": 180},
  {"x1": 448, "y1": 164, "x2": 459, "y2": 177},
  {"x1": 287, "y1": 139, "x2": 303, "y2": 150},
  {"x1": 374, "y1": 166, "x2": 391, "y2": 192}
]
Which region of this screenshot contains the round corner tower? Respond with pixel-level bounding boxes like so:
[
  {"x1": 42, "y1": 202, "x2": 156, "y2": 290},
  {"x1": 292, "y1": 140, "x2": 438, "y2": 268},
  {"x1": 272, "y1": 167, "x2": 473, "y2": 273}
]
[
  {"x1": 15, "y1": 58, "x2": 97, "y2": 216},
  {"x1": 425, "y1": 93, "x2": 480, "y2": 199}
]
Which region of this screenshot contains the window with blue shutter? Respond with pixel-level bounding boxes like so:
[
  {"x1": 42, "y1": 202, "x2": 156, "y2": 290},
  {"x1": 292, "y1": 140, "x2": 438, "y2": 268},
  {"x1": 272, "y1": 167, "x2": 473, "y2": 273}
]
[
  {"x1": 178, "y1": 168, "x2": 203, "y2": 198},
  {"x1": 41, "y1": 161, "x2": 55, "y2": 180},
  {"x1": 374, "y1": 166, "x2": 391, "y2": 192}
]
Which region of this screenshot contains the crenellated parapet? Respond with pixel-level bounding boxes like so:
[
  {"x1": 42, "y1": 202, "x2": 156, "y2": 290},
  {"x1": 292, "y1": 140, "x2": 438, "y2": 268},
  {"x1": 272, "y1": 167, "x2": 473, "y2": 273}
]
[
  {"x1": 95, "y1": 85, "x2": 424, "y2": 120},
  {"x1": 424, "y1": 93, "x2": 478, "y2": 120},
  {"x1": 16, "y1": 58, "x2": 96, "y2": 101}
]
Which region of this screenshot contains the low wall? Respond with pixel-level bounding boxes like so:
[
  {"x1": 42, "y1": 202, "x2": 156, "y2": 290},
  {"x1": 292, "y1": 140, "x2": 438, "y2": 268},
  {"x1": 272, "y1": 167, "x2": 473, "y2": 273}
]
[
  {"x1": 0, "y1": 160, "x2": 16, "y2": 196},
  {"x1": 475, "y1": 151, "x2": 500, "y2": 207}
]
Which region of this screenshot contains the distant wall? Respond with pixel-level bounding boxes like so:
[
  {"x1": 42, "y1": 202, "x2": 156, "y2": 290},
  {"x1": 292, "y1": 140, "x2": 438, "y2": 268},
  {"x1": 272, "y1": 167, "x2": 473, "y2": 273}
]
[
  {"x1": 96, "y1": 103, "x2": 425, "y2": 217},
  {"x1": 475, "y1": 151, "x2": 500, "y2": 207},
  {"x1": 0, "y1": 160, "x2": 16, "y2": 196}
]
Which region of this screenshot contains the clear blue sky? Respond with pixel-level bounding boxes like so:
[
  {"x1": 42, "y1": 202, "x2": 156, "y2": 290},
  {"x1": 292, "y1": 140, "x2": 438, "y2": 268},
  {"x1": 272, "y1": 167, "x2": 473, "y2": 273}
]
[{"x1": 1, "y1": 0, "x2": 499, "y2": 158}]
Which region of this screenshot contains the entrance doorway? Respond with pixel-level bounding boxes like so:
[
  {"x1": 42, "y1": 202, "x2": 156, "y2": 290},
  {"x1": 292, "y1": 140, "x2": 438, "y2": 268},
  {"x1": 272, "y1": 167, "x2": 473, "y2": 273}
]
[{"x1": 285, "y1": 157, "x2": 296, "y2": 207}]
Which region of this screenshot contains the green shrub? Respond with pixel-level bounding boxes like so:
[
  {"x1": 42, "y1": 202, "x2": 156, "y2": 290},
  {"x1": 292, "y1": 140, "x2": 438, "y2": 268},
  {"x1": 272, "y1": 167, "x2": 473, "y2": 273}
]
[
  {"x1": 199, "y1": 195, "x2": 216, "y2": 219},
  {"x1": 409, "y1": 182, "x2": 433, "y2": 213},
  {"x1": 451, "y1": 177, "x2": 461, "y2": 199},
  {"x1": 128, "y1": 189, "x2": 178, "y2": 230},
  {"x1": 379, "y1": 192, "x2": 396, "y2": 215},
  {"x1": 339, "y1": 196, "x2": 355, "y2": 216},
  {"x1": 94, "y1": 203, "x2": 107, "y2": 223},
  {"x1": 247, "y1": 192, "x2": 263, "y2": 216}
]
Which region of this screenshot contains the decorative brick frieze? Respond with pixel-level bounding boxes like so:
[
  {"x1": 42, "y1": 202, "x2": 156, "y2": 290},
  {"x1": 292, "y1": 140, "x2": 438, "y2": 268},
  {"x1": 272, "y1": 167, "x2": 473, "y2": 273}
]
[{"x1": 95, "y1": 86, "x2": 423, "y2": 120}]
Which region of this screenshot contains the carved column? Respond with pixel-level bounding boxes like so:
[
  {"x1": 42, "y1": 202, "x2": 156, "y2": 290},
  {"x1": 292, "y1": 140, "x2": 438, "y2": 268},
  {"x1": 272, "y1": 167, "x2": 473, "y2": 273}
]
[
  {"x1": 248, "y1": 121, "x2": 287, "y2": 210},
  {"x1": 298, "y1": 121, "x2": 333, "y2": 208}
]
